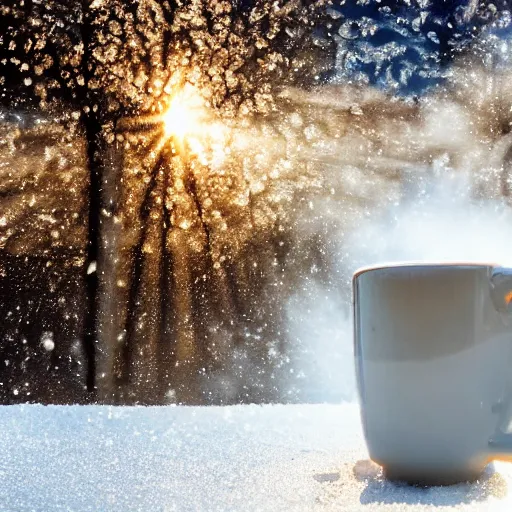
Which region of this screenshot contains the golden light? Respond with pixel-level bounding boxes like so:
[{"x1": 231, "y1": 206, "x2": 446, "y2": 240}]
[
  {"x1": 116, "y1": 81, "x2": 231, "y2": 168},
  {"x1": 162, "y1": 84, "x2": 207, "y2": 142},
  {"x1": 159, "y1": 83, "x2": 229, "y2": 166}
]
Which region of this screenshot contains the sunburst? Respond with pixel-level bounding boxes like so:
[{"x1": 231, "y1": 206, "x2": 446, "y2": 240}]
[
  {"x1": 110, "y1": 80, "x2": 239, "y2": 397},
  {"x1": 117, "y1": 82, "x2": 230, "y2": 167}
]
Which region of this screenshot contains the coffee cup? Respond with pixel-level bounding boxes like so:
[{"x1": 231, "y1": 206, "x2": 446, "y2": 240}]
[{"x1": 353, "y1": 262, "x2": 512, "y2": 485}]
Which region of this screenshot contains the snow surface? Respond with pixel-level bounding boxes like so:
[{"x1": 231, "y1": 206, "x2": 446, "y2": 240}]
[{"x1": 1, "y1": 403, "x2": 512, "y2": 511}]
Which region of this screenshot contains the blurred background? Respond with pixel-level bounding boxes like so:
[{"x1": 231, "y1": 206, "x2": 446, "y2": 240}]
[{"x1": 1, "y1": 0, "x2": 512, "y2": 406}]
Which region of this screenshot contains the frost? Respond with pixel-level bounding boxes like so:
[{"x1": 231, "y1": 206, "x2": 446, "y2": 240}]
[
  {"x1": 427, "y1": 31, "x2": 440, "y2": 44},
  {"x1": 37, "y1": 214, "x2": 57, "y2": 224},
  {"x1": 339, "y1": 21, "x2": 362, "y2": 40},
  {"x1": 326, "y1": 7, "x2": 343, "y2": 20}
]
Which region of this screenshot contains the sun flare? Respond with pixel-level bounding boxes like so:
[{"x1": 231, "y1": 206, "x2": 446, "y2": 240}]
[
  {"x1": 162, "y1": 85, "x2": 207, "y2": 142},
  {"x1": 158, "y1": 84, "x2": 230, "y2": 167},
  {"x1": 116, "y1": 80, "x2": 233, "y2": 170}
]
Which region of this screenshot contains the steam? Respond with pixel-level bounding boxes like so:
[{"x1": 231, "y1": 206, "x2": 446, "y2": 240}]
[
  {"x1": 347, "y1": 174, "x2": 512, "y2": 268},
  {"x1": 286, "y1": 93, "x2": 512, "y2": 404},
  {"x1": 286, "y1": 168, "x2": 512, "y2": 404}
]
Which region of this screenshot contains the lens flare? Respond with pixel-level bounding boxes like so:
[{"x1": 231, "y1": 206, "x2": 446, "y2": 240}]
[
  {"x1": 162, "y1": 85, "x2": 206, "y2": 142},
  {"x1": 116, "y1": 81, "x2": 231, "y2": 169},
  {"x1": 160, "y1": 84, "x2": 229, "y2": 166}
]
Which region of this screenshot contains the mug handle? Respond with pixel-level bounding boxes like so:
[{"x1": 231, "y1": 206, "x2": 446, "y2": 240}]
[{"x1": 488, "y1": 267, "x2": 512, "y2": 455}]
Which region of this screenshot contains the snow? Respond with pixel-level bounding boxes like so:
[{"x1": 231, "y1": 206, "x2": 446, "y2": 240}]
[
  {"x1": 40, "y1": 332, "x2": 55, "y2": 352},
  {"x1": 1, "y1": 403, "x2": 512, "y2": 511}
]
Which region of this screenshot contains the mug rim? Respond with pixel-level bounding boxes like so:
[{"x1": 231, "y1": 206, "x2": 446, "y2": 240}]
[{"x1": 353, "y1": 261, "x2": 499, "y2": 278}]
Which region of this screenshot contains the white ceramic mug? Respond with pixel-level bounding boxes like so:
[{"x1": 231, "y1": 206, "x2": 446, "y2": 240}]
[{"x1": 353, "y1": 262, "x2": 512, "y2": 485}]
